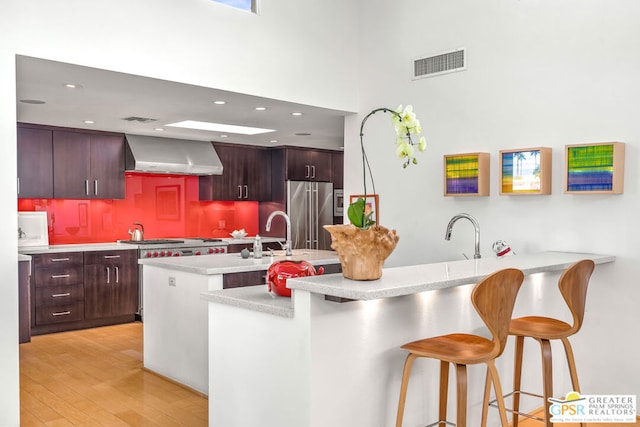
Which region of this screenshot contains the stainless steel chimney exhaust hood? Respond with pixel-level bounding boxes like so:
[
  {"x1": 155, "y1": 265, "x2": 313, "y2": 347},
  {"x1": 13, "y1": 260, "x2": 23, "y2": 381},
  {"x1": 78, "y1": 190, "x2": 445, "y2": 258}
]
[{"x1": 125, "y1": 134, "x2": 223, "y2": 175}]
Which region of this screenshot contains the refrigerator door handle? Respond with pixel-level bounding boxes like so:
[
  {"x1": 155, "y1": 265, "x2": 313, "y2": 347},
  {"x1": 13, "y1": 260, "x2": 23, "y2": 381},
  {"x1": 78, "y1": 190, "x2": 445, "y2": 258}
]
[
  {"x1": 312, "y1": 182, "x2": 319, "y2": 249},
  {"x1": 305, "y1": 183, "x2": 312, "y2": 248}
]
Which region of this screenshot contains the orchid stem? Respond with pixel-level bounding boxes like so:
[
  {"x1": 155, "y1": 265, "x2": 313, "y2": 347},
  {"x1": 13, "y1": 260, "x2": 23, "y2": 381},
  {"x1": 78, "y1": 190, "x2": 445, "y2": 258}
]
[{"x1": 358, "y1": 107, "x2": 402, "y2": 227}]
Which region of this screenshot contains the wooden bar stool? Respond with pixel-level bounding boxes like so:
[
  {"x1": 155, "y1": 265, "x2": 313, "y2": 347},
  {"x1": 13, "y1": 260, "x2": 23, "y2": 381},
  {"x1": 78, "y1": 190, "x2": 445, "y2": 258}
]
[
  {"x1": 508, "y1": 259, "x2": 595, "y2": 427},
  {"x1": 395, "y1": 268, "x2": 525, "y2": 427}
]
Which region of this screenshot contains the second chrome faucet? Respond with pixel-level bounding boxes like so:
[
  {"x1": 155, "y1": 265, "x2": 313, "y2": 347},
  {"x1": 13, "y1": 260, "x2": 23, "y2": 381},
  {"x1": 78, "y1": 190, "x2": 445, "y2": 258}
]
[{"x1": 445, "y1": 213, "x2": 481, "y2": 259}]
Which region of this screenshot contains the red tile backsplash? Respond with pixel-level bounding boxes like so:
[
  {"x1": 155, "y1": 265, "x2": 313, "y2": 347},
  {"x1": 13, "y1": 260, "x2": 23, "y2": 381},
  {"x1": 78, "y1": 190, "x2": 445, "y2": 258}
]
[{"x1": 18, "y1": 173, "x2": 259, "y2": 244}]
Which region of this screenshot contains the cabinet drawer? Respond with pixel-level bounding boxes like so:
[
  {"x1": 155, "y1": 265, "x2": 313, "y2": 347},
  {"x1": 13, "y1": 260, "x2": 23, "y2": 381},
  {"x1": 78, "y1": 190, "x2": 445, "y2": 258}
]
[
  {"x1": 35, "y1": 266, "x2": 83, "y2": 287},
  {"x1": 33, "y1": 252, "x2": 83, "y2": 267},
  {"x1": 35, "y1": 302, "x2": 84, "y2": 325},
  {"x1": 84, "y1": 250, "x2": 136, "y2": 265},
  {"x1": 35, "y1": 284, "x2": 83, "y2": 307}
]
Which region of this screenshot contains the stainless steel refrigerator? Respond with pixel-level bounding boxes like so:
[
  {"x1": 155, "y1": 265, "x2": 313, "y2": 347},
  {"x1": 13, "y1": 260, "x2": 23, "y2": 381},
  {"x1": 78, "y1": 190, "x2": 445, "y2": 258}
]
[{"x1": 287, "y1": 180, "x2": 334, "y2": 250}]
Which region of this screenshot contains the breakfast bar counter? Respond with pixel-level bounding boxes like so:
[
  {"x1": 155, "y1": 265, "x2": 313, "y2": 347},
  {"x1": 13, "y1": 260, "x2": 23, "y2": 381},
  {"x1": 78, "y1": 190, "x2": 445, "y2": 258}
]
[{"x1": 202, "y1": 251, "x2": 614, "y2": 427}]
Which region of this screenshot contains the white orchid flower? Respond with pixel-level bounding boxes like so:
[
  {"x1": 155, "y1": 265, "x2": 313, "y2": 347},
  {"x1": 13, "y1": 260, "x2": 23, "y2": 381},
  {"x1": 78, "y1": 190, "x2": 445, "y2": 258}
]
[{"x1": 418, "y1": 136, "x2": 427, "y2": 152}]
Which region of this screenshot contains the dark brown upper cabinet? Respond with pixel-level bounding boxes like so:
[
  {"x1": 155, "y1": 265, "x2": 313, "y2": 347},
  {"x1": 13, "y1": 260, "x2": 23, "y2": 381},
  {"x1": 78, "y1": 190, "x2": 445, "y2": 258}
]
[
  {"x1": 17, "y1": 125, "x2": 54, "y2": 198},
  {"x1": 199, "y1": 143, "x2": 271, "y2": 201},
  {"x1": 53, "y1": 130, "x2": 125, "y2": 199},
  {"x1": 284, "y1": 147, "x2": 332, "y2": 182}
]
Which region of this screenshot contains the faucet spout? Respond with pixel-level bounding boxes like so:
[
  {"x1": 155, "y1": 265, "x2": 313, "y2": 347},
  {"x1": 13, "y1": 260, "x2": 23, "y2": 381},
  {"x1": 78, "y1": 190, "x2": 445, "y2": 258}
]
[
  {"x1": 445, "y1": 213, "x2": 481, "y2": 259},
  {"x1": 265, "y1": 210, "x2": 293, "y2": 256}
]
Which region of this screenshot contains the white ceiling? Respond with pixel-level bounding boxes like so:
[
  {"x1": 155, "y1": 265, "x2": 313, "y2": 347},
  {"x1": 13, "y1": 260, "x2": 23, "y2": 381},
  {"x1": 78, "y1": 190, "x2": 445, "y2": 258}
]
[{"x1": 16, "y1": 55, "x2": 348, "y2": 150}]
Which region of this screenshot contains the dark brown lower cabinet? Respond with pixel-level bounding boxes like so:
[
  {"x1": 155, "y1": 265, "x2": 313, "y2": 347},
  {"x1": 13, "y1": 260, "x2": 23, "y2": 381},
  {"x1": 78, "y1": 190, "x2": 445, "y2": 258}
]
[
  {"x1": 29, "y1": 250, "x2": 138, "y2": 335},
  {"x1": 222, "y1": 262, "x2": 342, "y2": 289},
  {"x1": 18, "y1": 260, "x2": 31, "y2": 343},
  {"x1": 84, "y1": 250, "x2": 138, "y2": 319}
]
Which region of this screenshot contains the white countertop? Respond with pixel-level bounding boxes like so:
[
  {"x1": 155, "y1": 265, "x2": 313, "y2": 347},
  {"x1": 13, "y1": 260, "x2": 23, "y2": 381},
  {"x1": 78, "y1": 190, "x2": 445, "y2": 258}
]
[
  {"x1": 202, "y1": 285, "x2": 294, "y2": 318},
  {"x1": 287, "y1": 251, "x2": 615, "y2": 301},
  {"x1": 18, "y1": 242, "x2": 137, "y2": 254},
  {"x1": 140, "y1": 249, "x2": 340, "y2": 275},
  {"x1": 17, "y1": 236, "x2": 285, "y2": 255}
]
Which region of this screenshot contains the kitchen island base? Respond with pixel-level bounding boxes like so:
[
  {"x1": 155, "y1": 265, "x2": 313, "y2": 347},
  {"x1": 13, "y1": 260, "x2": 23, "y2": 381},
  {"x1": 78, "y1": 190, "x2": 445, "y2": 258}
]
[{"x1": 204, "y1": 252, "x2": 615, "y2": 427}]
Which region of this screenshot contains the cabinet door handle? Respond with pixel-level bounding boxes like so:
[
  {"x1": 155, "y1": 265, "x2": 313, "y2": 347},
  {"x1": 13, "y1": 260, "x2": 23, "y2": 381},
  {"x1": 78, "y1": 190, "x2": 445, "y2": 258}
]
[
  {"x1": 106, "y1": 267, "x2": 110, "y2": 284},
  {"x1": 305, "y1": 165, "x2": 310, "y2": 178},
  {"x1": 103, "y1": 255, "x2": 121, "y2": 259},
  {"x1": 51, "y1": 274, "x2": 70, "y2": 279},
  {"x1": 85, "y1": 180, "x2": 89, "y2": 196},
  {"x1": 52, "y1": 292, "x2": 71, "y2": 298},
  {"x1": 311, "y1": 165, "x2": 316, "y2": 179},
  {"x1": 243, "y1": 185, "x2": 248, "y2": 199},
  {"x1": 94, "y1": 180, "x2": 98, "y2": 196},
  {"x1": 115, "y1": 266, "x2": 119, "y2": 284},
  {"x1": 238, "y1": 185, "x2": 243, "y2": 199},
  {"x1": 52, "y1": 311, "x2": 71, "y2": 317},
  {"x1": 51, "y1": 258, "x2": 70, "y2": 262}
]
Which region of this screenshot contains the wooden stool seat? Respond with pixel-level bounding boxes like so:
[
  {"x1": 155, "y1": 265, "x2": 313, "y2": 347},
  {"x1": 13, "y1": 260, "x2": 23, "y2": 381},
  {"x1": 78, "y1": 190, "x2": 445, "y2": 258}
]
[
  {"x1": 395, "y1": 268, "x2": 525, "y2": 427},
  {"x1": 401, "y1": 333, "x2": 495, "y2": 364},
  {"x1": 509, "y1": 316, "x2": 572, "y2": 339},
  {"x1": 508, "y1": 259, "x2": 595, "y2": 427}
]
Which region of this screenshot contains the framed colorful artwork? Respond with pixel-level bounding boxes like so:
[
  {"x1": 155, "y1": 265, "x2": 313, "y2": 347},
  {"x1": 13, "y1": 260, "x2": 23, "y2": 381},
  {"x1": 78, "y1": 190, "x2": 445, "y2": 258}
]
[
  {"x1": 565, "y1": 142, "x2": 625, "y2": 194},
  {"x1": 443, "y1": 152, "x2": 490, "y2": 196},
  {"x1": 349, "y1": 194, "x2": 379, "y2": 224},
  {"x1": 499, "y1": 147, "x2": 552, "y2": 195}
]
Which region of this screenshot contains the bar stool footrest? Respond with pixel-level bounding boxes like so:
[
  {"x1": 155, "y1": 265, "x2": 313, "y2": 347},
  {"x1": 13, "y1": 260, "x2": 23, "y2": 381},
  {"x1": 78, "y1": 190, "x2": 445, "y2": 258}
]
[
  {"x1": 424, "y1": 420, "x2": 456, "y2": 427},
  {"x1": 487, "y1": 390, "x2": 546, "y2": 422}
]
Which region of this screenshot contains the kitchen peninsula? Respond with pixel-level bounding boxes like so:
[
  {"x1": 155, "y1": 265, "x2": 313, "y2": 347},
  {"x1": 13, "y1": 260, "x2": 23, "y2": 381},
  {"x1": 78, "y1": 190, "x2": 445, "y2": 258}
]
[
  {"x1": 139, "y1": 249, "x2": 340, "y2": 395},
  {"x1": 202, "y1": 251, "x2": 614, "y2": 427}
]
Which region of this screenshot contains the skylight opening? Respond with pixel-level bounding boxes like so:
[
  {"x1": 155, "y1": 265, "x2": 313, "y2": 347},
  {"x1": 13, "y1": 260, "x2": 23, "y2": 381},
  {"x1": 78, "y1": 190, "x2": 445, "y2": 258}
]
[
  {"x1": 166, "y1": 120, "x2": 274, "y2": 135},
  {"x1": 212, "y1": 0, "x2": 258, "y2": 13}
]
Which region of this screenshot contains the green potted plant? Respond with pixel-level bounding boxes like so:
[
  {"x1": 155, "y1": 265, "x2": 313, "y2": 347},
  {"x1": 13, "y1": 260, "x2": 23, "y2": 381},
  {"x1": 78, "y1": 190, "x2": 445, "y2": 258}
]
[{"x1": 325, "y1": 105, "x2": 427, "y2": 280}]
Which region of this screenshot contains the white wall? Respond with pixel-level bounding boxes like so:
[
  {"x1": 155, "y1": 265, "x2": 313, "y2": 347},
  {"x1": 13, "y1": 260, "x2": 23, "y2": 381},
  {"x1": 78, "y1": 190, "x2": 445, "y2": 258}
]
[
  {"x1": 1, "y1": 0, "x2": 359, "y2": 423},
  {"x1": 346, "y1": 0, "x2": 640, "y2": 406}
]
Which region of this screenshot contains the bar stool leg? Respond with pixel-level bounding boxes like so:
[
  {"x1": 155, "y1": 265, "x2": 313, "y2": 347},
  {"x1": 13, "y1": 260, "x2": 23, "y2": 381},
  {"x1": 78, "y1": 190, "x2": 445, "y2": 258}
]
[
  {"x1": 455, "y1": 363, "x2": 467, "y2": 427},
  {"x1": 539, "y1": 338, "x2": 554, "y2": 427},
  {"x1": 487, "y1": 360, "x2": 510, "y2": 427},
  {"x1": 396, "y1": 354, "x2": 417, "y2": 427},
  {"x1": 561, "y1": 337, "x2": 581, "y2": 392},
  {"x1": 438, "y1": 361, "x2": 449, "y2": 426},
  {"x1": 481, "y1": 368, "x2": 491, "y2": 427},
  {"x1": 512, "y1": 335, "x2": 525, "y2": 427},
  {"x1": 561, "y1": 338, "x2": 585, "y2": 427}
]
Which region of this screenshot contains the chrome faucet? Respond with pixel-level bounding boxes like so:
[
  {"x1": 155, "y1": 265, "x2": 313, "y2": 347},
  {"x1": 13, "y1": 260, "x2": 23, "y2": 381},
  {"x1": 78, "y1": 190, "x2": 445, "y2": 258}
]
[
  {"x1": 265, "y1": 210, "x2": 293, "y2": 256},
  {"x1": 445, "y1": 213, "x2": 481, "y2": 259}
]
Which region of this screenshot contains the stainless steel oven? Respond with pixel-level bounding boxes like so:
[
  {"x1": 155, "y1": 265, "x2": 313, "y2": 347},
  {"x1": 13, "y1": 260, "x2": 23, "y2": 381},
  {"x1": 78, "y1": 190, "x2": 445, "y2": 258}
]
[{"x1": 118, "y1": 238, "x2": 229, "y2": 320}]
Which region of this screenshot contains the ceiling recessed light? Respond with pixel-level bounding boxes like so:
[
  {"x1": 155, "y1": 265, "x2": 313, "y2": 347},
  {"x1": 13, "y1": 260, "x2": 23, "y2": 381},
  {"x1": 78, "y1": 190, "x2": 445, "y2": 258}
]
[
  {"x1": 19, "y1": 99, "x2": 46, "y2": 105},
  {"x1": 155, "y1": 128, "x2": 164, "y2": 131},
  {"x1": 270, "y1": 140, "x2": 278, "y2": 143},
  {"x1": 64, "y1": 83, "x2": 82, "y2": 89},
  {"x1": 255, "y1": 107, "x2": 267, "y2": 111},
  {"x1": 220, "y1": 134, "x2": 228, "y2": 138},
  {"x1": 166, "y1": 120, "x2": 275, "y2": 135},
  {"x1": 213, "y1": 100, "x2": 226, "y2": 105},
  {"x1": 83, "y1": 120, "x2": 95, "y2": 124},
  {"x1": 291, "y1": 112, "x2": 303, "y2": 116}
]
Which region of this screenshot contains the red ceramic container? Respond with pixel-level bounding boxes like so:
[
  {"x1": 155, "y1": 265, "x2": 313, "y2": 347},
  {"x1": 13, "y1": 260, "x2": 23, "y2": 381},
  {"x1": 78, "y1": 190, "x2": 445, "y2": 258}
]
[{"x1": 266, "y1": 260, "x2": 324, "y2": 297}]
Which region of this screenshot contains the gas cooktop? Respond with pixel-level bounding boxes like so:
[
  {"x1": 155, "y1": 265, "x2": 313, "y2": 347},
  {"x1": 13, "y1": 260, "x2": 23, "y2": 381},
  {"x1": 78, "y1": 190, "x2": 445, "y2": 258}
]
[{"x1": 119, "y1": 239, "x2": 185, "y2": 245}]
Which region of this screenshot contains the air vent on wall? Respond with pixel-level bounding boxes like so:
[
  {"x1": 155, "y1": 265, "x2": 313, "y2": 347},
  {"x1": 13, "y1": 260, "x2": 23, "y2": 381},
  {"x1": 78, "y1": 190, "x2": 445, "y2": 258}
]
[
  {"x1": 122, "y1": 116, "x2": 157, "y2": 123},
  {"x1": 412, "y1": 48, "x2": 466, "y2": 80}
]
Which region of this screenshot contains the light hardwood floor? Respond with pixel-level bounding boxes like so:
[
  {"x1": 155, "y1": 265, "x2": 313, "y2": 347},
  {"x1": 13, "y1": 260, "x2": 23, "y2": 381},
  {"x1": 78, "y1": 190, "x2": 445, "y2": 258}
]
[{"x1": 20, "y1": 322, "x2": 207, "y2": 426}]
